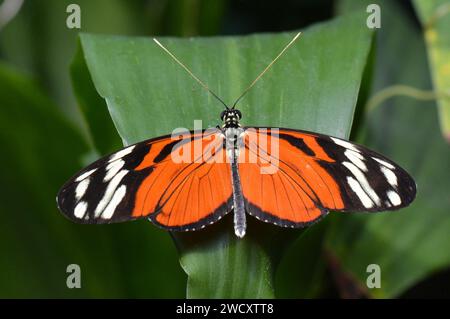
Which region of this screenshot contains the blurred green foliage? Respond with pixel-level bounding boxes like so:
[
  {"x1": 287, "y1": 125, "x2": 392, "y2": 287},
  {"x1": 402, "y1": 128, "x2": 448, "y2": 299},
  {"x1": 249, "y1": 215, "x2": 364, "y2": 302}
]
[
  {"x1": 0, "y1": 61, "x2": 186, "y2": 298},
  {"x1": 414, "y1": 0, "x2": 450, "y2": 142},
  {"x1": 330, "y1": 0, "x2": 450, "y2": 298},
  {"x1": 0, "y1": 0, "x2": 449, "y2": 298}
]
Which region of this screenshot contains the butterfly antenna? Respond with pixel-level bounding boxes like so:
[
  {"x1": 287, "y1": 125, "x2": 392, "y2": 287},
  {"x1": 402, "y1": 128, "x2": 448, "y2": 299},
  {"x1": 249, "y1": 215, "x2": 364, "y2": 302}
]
[
  {"x1": 231, "y1": 31, "x2": 302, "y2": 109},
  {"x1": 153, "y1": 38, "x2": 229, "y2": 110}
]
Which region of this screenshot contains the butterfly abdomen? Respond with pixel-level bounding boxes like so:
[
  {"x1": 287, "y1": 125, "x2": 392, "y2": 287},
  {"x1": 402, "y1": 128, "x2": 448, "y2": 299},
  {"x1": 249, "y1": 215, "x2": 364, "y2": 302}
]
[{"x1": 224, "y1": 127, "x2": 247, "y2": 237}]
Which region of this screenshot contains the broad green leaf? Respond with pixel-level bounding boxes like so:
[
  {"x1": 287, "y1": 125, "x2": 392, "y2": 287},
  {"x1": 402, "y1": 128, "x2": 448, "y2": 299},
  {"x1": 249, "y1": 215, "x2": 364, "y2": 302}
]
[
  {"x1": 275, "y1": 220, "x2": 330, "y2": 298},
  {"x1": 73, "y1": 13, "x2": 372, "y2": 297},
  {"x1": 329, "y1": 0, "x2": 450, "y2": 298},
  {"x1": 413, "y1": 0, "x2": 450, "y2": 143}
]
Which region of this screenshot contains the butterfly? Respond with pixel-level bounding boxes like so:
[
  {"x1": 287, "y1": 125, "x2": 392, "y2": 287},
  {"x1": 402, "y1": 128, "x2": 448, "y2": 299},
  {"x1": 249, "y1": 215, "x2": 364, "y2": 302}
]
[{"x1": 57, "y1": 32, "x2": 416, "y2": 238}]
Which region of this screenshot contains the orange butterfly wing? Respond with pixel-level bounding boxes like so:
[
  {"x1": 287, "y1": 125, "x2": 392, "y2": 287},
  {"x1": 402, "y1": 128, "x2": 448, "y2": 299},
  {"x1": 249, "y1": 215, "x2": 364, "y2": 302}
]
[
  {"x1": 57, "y1": 129, "x2": 233, "y2": 231},
  {"x1": 238, "y1": 128, "x2": 416, "y2": 227}
]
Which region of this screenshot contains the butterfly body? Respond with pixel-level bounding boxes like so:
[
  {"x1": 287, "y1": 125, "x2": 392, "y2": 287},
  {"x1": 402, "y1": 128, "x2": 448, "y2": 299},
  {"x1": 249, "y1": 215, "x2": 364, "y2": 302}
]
[{"x1": 221, "y1": 111, "x2": 247, "y2": 237}]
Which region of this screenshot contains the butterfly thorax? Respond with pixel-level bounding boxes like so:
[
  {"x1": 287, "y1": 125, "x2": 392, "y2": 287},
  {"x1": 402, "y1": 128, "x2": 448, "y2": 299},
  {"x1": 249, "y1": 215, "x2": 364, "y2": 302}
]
[{"x1": 221, "y1": 109, "x2": 242, "y2": 128}]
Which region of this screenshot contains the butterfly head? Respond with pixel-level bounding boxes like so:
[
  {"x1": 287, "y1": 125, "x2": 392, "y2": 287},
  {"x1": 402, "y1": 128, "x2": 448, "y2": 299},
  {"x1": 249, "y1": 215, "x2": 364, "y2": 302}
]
[{"x1": 221, "y1": 109, "x2": 242, "y2": 128}]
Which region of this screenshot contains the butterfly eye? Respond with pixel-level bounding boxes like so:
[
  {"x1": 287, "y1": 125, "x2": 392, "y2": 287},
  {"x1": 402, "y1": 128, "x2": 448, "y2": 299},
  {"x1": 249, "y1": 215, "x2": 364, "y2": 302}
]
[
  {"x1": 235, "y1": 109, "x2": 242, "y2": 119},
  {"x1": 220, "y1": 110, "x2": 226, "y2": 120}
]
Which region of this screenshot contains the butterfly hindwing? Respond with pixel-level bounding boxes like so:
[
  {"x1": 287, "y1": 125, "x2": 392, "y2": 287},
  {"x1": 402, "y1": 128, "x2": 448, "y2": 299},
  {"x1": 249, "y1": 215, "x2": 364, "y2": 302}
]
[
  {"x1": 57, "y1": 129, "x2": 233, "y2": 230},
  {"x1": 238, "y1": 127, "x2": 416, "y2": 227}
]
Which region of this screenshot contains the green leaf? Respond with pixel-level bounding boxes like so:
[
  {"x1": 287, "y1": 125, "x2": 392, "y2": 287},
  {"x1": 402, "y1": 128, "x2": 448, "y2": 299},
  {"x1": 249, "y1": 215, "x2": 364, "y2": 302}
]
[
  {"x1": 329, "y1": 0, "x2": 450, "y2": 298},
  {"x1": 275, "y1": 220, "x2": 330, "y2": 298},
  {"x1": 72, "y1": 12, "x2": 372, "y2": 297},
  {"x1": 413, "y1": 0, "x2": 450, "y2": 143}
]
